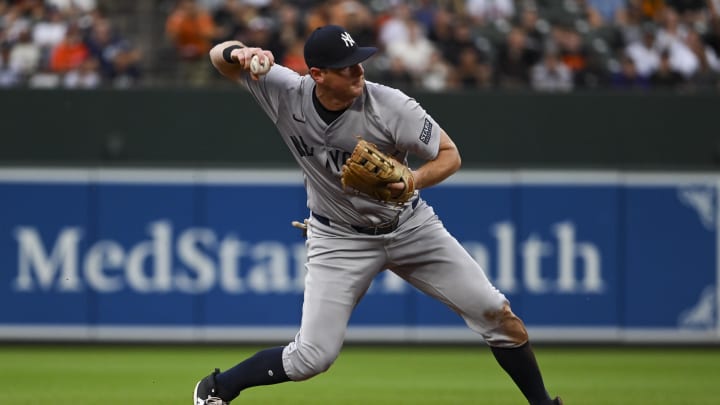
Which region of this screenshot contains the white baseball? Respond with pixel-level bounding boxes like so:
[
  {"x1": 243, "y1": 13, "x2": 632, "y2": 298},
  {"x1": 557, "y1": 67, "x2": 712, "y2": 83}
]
[{"x1": 250, "y1": 54, "x2": 270, "y2": 75}]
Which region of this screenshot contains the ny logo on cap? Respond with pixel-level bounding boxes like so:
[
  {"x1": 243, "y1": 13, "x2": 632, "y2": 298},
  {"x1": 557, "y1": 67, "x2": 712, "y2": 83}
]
[{"x1": 340, "y1": 32, "x2": 355, "y2": 47}]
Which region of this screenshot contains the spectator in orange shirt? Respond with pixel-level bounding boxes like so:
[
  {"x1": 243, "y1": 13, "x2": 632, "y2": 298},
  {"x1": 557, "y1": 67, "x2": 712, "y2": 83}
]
[
  {"x1": 49, "y1": 26, "x2": 88, "y2": 73},
  {"x1": 165, "y1": 0, "x2": 216, "y2": 85}
]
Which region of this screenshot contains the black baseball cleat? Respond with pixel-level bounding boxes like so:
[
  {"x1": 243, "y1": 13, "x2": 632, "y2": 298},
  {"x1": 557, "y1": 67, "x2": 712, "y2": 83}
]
[
  {"x1": 553, "y1": 397, "x2": 563, "y2": 404},
  {"x1": 193, "y1": 368, "x2": 230, "y2": 404}
]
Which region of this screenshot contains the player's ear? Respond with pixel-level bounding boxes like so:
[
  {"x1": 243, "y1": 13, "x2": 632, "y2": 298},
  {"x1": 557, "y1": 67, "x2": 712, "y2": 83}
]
[{"x1": 309, "y1": 67, "x2": 324, "y2": 82}]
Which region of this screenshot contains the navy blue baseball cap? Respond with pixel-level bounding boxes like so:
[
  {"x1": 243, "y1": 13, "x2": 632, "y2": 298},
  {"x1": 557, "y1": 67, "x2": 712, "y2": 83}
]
[{"x1": 304, "y1": 25, "x2": 377, "y2": 69}]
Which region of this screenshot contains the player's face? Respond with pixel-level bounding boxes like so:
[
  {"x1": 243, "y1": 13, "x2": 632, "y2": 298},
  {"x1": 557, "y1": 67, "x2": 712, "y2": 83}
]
[{"x1": 323, "y1": 63, "x2": 365, "y2": 99}]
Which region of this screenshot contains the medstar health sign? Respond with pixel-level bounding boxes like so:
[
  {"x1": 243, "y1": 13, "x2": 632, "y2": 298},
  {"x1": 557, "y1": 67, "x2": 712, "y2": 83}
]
[{"x1": 0, "y1": 169, "x2": 717, "y2": 342}]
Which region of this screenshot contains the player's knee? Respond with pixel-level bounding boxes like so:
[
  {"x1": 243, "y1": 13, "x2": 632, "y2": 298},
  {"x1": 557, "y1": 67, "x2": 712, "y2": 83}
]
[
  {"x1": 286, "y1": 341, "x2": 339, "y2": 380},
  {"x1": 483, "y1": 304, "x2": 529, "y2": 347},
  {"x1": 304, "y1": 351, "x2": 336, "y2": 377}
]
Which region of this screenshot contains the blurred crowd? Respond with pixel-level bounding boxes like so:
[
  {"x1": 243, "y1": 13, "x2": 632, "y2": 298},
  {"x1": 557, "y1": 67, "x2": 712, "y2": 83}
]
[
  {"x1": 2, "y1": 0, "x2": 720, "y2": 92},
  {"x1": 0, "y1": 0, "x2": 142, "y2": 88}
]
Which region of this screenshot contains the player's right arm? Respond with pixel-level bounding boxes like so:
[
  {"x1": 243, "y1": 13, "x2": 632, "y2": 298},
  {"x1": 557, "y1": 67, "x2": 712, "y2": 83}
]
[
  {"x1": 209, "y1": 40, "x2": 304, "y2": 126},
  {"x1": 208, "y1": 41, "x2": 274, "y2": 81}
]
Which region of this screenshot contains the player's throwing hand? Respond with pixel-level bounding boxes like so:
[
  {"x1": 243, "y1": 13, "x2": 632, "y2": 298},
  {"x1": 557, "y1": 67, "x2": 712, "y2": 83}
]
[{"x1": 209, "y1": 42, "x2": 274, "y2": 81}]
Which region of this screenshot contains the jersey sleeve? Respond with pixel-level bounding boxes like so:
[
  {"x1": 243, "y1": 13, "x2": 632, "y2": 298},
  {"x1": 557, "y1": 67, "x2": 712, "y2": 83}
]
[
  {"x1": 241, "y1": 64, "x2": 302, "y2": 123},
  {"x1": 374, "y1": 86, "x2": 442, "y2": 161}
]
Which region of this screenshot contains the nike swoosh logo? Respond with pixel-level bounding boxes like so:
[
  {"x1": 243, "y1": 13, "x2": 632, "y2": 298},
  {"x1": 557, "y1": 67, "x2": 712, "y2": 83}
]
[{"x1": 292, "y1": 114, "x2": 305, "y2": 123}]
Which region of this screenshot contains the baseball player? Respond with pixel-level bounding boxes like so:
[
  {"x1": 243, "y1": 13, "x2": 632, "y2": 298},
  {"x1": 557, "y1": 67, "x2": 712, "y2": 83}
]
[{"x1": 194, "y1": 25, "x2": 563, "y2": 405}]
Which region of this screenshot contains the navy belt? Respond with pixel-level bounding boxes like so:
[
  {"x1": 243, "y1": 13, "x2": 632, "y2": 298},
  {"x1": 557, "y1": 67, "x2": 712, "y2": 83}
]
[{"x1": 312, "y1": 198, "x2": 419, "y2": 236}]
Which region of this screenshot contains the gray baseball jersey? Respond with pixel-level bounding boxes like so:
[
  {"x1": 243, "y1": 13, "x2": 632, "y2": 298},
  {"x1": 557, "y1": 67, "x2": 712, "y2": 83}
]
[
  {"x1": 239, "y1": 64, "x2": 510, "y2": 382},
  {"x1": 242, "y1": 64, "x2": 440, "y2": 226}
]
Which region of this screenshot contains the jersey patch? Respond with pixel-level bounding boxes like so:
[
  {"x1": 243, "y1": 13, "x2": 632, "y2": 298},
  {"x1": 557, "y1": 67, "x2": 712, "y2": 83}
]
[{"x1": 419, "y1": 118, "x2": 433, "y2": 145}]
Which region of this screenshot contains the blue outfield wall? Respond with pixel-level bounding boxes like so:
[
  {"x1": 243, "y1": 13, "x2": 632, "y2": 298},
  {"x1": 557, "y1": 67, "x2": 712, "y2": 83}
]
[{"x1": 0, "y1": 168, "x2": 718, "y2": 343}]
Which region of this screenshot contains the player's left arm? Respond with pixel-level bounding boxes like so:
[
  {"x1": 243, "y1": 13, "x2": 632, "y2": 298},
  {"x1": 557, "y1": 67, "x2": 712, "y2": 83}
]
[
  {"x1": 412, "y1": 129, "x2": 460, "y2": 189},
  {"x1": 387, "y1": 130, "x2": 459, "y2": 196}
]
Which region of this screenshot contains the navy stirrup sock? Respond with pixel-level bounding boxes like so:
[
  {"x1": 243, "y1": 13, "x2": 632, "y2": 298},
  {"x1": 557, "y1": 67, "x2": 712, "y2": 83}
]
[
  {"x1": 490, "y1": 342, "x2": 551, "y2": 404},
  {"x1": 215, "y1": 346, "x2": 290, "y2": 400}
]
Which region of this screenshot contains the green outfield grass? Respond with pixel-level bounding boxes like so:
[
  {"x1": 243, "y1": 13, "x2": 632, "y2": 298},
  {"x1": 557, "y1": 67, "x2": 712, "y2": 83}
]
[{"x1": 1, "y1": 344, "x2": 719, "y2": 404}]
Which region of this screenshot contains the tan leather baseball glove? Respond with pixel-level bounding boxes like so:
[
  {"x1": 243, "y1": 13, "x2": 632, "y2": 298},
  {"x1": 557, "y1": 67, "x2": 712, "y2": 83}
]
[{"x1": 341, "y1": 139, "x2": 415, "y2": 204}]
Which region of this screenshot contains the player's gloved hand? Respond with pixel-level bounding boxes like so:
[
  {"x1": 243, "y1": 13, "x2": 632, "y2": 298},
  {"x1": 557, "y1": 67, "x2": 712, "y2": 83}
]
[
  {"x1": 341, "y1": 139, "x2": 415, "y2": 204},
  {"x1": 386, "y1": 181, "x2": 413, "y2": 200}
]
